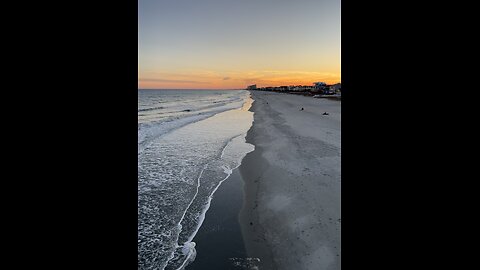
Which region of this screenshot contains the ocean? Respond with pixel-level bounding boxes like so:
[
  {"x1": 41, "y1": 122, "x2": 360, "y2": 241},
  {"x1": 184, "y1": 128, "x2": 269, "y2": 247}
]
[{"x1": 138, "y1": 89, "x2": 254, "y2": 270}]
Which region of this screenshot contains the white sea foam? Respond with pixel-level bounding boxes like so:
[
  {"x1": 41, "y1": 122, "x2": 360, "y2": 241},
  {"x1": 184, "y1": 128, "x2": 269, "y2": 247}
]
[
  {"x1": 172, "y1": 134, "x2": 254, "y2": 270},
  {"x1": 138, "y1": 90, "x2": 254, "y2": 270},
  {"x1": 138, "y1": 90, "x2": 246, "y2": 155}
]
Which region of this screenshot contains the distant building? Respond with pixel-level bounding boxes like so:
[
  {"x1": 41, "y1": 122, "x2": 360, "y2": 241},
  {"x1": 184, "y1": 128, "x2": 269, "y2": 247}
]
[
  {"x1": 329, "y1": 83, "x2": 341, "y2": 94},
  {"x1": 246, "y1": 84, "x2": 257, "y2": 90},
  {"x1": 313, "y1": 82, "x2": 328, "y2": 93},
  {"x1": 291, "y1": 85, "x2": 302, "y2": 91},
  {"x1": 279, "y1": 86, "x2": 288, "y2": 91},
  {"x1": 291, "y1": 85, "x2": 313, "y2": 91}
]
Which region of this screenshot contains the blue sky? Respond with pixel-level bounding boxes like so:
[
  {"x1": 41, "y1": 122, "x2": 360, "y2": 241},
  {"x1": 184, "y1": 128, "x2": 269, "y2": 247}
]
[{"x1": 139, "y1": 0, "x2": 340, "y2": 88}]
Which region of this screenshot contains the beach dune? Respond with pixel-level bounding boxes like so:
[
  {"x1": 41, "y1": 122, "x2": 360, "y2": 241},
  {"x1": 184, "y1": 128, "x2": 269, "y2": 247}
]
[{"x1": 239, "y1": 91, "x2": 341, "y2": 270}]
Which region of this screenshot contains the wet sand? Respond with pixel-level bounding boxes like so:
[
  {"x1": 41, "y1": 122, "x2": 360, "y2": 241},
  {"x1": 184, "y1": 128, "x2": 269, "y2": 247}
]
[
  {"x1": 188, "y1": 169, "x2": 252, "y2": 270},
  {"x1": 239, "y1": 91, "x2": 341, "y2": 270}
]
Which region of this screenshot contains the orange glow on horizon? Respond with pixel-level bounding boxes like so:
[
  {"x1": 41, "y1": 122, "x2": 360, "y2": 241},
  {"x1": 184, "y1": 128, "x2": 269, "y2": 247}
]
[{"x1": 138, "y1": 70, "x2": 341, "y2": 89}]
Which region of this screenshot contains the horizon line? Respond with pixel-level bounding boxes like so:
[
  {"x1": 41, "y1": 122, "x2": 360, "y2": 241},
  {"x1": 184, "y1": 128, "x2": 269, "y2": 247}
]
[
  {"x1": 138, "y1": 81, "x2": 341, "y2": 91},
  {"x1": 138, "y1": 88, "x2": 244, "y2": 90}
]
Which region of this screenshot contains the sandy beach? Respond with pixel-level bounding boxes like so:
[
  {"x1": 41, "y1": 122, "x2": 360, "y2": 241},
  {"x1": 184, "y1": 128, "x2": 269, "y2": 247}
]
[{"x1": 239, "y1": 91, "x2": 341, "y2": 270}]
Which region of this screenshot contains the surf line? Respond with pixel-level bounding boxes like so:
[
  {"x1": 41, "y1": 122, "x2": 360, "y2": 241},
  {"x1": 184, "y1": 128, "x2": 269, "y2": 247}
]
[
  {"x1": 163, "y1": 95, "x2": 254, "y2": 269},
  {"x1": 164, "y1": 134, "x2": 243, "y2": 269},
  {"x1": 163, "y1": 163, "x2": 208, "y2": 269}
]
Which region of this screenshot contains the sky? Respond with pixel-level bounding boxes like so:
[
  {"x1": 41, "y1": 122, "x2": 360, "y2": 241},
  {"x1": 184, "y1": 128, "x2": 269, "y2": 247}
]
[{"x1": 138, "y1": 0, "x2": 340, "y2": 89}]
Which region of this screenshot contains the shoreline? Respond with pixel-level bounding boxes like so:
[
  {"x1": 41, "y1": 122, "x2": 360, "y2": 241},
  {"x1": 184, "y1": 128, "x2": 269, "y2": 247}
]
[
  {"x1": 238, "y1": 96, "x2": 276, "y2": 269},
  {"x1": 239, "y1": 90, "x2": 341, "y2": 270},
  {"x1": 185, "y1": 95, "x2": 256, "y2": 270},
  {"x1": 138, "y1": 90, "x2": 255, "y2": 269},
  {"x1": 187, "y1": 169, "x2": 251, "y2": 270}
]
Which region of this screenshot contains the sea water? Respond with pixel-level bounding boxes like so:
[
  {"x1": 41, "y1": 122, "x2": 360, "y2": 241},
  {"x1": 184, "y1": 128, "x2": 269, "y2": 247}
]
[{"x1": 138, "y1": 90, "x2": 254, "y2": 269}]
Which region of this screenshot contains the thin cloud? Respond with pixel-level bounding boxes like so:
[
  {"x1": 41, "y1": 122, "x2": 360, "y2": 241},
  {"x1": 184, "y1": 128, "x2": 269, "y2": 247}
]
[{"x1": 223, "y1": 77, "x2": 231, "y2": 80}]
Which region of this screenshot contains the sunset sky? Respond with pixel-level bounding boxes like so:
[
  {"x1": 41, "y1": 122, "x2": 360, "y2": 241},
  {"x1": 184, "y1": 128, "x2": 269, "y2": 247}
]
[{"x1": 138, "y1": 0, "x2": 340, "y2": 89}]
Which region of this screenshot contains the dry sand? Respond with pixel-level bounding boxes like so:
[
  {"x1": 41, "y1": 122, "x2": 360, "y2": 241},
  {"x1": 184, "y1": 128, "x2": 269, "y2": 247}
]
[{"x1": 239, "y1": 91, "x2": 341, "y2": 270}]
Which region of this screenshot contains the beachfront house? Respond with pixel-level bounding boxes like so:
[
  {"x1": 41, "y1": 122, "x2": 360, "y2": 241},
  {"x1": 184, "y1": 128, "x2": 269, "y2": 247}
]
[
  {"x1": 330, "y1": 83, "x2": 341, "y2": 94},
  {"x1": 246, "y1": 84, "x2": 257, "y2": 90},
  {"x1": 292, "y1": 85, "x2": 302, "y2": 91},
  {"x1": 294, "y1": 85, "x2": 313, "y2": 92},
  {"x1": 279, "y1": 86, "x2": 289, "y2": 91},
  {"x1": 312, "y1": 82, "x2": 328, "y2": 93}
]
